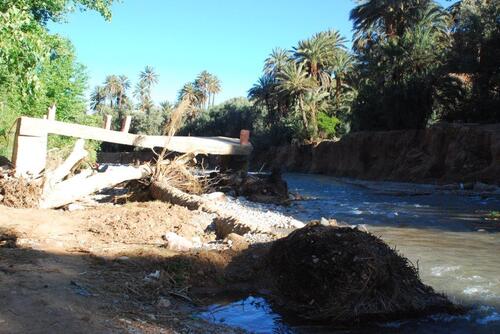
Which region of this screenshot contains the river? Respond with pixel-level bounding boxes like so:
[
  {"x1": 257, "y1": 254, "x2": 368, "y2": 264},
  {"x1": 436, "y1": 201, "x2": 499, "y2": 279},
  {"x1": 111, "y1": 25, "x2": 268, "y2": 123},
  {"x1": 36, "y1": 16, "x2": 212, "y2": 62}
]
[{"x1": 201, "y1": 173, "x2": 500, "y2": 333}]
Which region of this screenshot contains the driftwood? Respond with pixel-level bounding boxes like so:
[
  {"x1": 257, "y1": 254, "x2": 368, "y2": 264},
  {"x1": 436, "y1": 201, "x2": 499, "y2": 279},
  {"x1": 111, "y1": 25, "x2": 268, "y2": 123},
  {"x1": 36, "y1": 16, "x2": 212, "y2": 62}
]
[
  {"x1": 150, "y1": 180, "x2": 271, "y2": 237},
  {"x1": 43, "y1": 138, "x2": 88, "y2": 192},
  {"x1": 40, "y1": 165, "x2": 151, "y2": 209},
  {"x1": 38, "y1": 139, "x2": 152, "y2": 209}
]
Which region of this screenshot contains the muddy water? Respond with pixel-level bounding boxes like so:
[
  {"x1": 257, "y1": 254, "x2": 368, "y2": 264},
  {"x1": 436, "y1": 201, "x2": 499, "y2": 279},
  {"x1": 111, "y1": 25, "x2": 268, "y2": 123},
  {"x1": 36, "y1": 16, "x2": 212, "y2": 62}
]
[{"x1": 201, "y1": 173, "x2": 500, "y2": 333}]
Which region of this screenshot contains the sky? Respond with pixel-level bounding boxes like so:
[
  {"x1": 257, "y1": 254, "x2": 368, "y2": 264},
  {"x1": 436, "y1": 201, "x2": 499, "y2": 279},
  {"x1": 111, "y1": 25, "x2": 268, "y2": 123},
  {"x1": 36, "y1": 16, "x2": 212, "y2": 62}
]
[{"x1": 48, "y1": 0, "x2": 456, "y2": 106}]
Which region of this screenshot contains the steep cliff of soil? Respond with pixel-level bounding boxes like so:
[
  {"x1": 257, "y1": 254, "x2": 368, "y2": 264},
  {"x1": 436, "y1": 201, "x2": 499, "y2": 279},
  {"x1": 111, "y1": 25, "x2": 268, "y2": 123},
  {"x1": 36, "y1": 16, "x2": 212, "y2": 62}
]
[{"x1": 253, "y1": 124, "x2": 500, "y2": 185}]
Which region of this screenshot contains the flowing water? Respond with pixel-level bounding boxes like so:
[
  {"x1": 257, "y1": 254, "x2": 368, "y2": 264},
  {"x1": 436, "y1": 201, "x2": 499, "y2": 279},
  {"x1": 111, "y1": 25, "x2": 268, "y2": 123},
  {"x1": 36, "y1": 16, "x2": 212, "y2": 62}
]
[{"x1": 201, "y1": 173, "x2": 500, "y2": 333}]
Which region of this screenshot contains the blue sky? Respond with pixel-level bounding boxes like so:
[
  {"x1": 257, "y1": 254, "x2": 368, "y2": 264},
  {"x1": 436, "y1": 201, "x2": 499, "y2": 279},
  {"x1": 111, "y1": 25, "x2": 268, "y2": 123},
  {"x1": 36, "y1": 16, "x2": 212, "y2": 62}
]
[{"x1": 49, "y1": 0, "x2": 456, "y2": 105}]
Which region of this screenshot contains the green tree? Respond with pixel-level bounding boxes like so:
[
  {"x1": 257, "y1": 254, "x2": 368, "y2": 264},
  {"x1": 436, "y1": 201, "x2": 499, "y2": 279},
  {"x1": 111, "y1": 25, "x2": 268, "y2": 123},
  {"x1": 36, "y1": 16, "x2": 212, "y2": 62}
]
[
  {"x1": 294, "y1": 29, "x2": 346, "y2": 81},
  {"x1": 104, "y1": 75, "x2": 121, "y2": 108},
  {"x1": 264, "y1": 48, "x2": 292, "y2": 76},
  {"x1": 277, "y1": 62, "x2": 317, "y2": 136},
  {"x1": 90, "y1": 86, "x2": 107, "y2": 112},
  {"x1": 195, "y1": 70, "x2": 212, "y2": 110},
  {"x1": 0, "y1": 0, "x2": 115, "y2": 156},
  {"x1": 445, "y1": 0, "x2": 500, "y2": 122},
  {"x1": 207, "y1": 75, "x2": 221, "y2": 107},
  {"x1": 350, "y1": 0, "x2": 453, "y2": 130},
  {"x1": 134, "y1": 66, "x2": 158, "y2": 112}
]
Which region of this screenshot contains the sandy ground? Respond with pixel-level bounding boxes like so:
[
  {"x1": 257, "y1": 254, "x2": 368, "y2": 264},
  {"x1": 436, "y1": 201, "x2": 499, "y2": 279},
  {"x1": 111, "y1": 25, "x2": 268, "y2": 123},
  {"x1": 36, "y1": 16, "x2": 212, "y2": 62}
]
[{"x1": 0, "y1": 202, "x2": 249, "y2": 334}]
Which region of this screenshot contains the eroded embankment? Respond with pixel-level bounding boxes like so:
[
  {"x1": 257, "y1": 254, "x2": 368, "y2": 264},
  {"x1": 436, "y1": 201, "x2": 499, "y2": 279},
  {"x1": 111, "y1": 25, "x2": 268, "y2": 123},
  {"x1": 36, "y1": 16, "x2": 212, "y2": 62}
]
[{"x1": 253, "y1": 123, "x2": 500, "y2": 185}]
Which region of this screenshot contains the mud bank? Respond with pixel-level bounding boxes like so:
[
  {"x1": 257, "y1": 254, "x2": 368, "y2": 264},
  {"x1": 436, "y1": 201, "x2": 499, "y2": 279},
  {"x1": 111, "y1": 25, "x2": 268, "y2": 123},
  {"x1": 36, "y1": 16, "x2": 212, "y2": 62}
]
[{"x1": 253, "y1": 124, "x2": 500, "y2": 185}]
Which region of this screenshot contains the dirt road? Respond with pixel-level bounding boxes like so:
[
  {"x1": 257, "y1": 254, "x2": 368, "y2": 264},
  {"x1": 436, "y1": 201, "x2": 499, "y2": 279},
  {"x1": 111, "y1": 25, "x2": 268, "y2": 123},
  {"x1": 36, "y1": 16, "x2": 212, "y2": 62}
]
[{"x1": 0, "y1": 203, "x2": 246, "y2": 334}]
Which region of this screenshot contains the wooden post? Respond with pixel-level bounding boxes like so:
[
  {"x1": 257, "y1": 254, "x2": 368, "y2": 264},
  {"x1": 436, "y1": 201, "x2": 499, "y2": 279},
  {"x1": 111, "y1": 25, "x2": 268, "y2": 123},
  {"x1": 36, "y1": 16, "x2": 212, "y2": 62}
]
[
  {"x1": 120, "y1": 116, "x2": 132, "y2": 133},
  {"x1": 12, "y1": 118, "x2": 48, "y2": 177},
  {"x1": 222, "y1": 129, "x2": 251, "y2": 175},
  {"x1": 103, "y1": 114, "x2": 112, "y2": 130},
  {"x1": 47, "y1": 104, "x2": 56, "y2": 121},
  {"x1": 240, "y1": 129, "x2": 250, "y2": 145}
]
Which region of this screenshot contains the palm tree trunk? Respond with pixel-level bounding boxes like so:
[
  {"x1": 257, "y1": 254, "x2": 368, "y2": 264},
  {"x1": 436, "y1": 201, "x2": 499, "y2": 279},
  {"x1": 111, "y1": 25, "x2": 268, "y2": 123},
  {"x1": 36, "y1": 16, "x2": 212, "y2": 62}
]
[
  {"x1": 312, "y1": 62, "x2": 318, "y2": 81},
  {"x1": 335, "y1": 77, "x2": 342, "y2": 108},
  {"x1": 299, "y1": 96, "x2": 308, "y2": 130},
  {"x1": 311, "y1": 108, "x2": 318, "y2": 141},
  {"x1": 118, "y1": 91, "x2": 123, "y2": 110}
]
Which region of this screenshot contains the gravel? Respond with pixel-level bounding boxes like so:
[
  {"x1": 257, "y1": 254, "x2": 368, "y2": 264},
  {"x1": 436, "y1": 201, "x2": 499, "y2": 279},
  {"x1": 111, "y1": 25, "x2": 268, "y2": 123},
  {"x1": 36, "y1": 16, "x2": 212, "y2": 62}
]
[{"x1": 208, "y1": 195, "x2": 305, "y2": 232}]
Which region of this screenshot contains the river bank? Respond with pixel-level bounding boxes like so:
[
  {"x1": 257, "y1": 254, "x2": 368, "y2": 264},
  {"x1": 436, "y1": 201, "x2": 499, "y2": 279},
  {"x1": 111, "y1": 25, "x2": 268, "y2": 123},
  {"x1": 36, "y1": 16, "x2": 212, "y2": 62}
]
[{"x1": 253, "y1": 123, "x2": 500, "y2": 185}]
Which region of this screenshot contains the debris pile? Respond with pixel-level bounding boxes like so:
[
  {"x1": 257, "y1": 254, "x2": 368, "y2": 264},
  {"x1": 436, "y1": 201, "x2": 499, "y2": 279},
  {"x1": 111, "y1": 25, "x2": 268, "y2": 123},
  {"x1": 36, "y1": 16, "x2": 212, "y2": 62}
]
[
  {"x1": 267, "y1": 222, "x2": 460, "y2": 324},
  {"x1": 0, "y1": 166, "x2": 41, "y2": 208},
  {"x1": 210, "y1": 168, "x2": 290, "y2": 205}
]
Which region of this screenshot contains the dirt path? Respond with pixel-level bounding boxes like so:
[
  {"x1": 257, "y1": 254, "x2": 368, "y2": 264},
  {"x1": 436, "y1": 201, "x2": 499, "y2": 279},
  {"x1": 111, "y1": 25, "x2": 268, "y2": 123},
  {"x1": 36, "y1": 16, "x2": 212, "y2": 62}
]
[{"x1": 0, "y1": 203, "x2": 246, "y2": 334}]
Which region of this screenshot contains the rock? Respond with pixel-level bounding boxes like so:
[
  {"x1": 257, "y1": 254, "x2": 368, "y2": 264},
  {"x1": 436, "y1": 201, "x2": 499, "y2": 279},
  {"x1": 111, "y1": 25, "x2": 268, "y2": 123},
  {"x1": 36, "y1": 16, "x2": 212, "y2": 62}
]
[
  {"x1": 163, "y1": 232, "x2": 193, "y2": 251},
  {"x1": 67, "y1": 203, "x2": 85, "y2": 211},
  {"x1": 191, "y1": 236, "x2": 202, "y2": 248},
  {"x1": 202, "y1": 192, "x2": 227, "y2": 202},
  {"x1": 320, "y1": 218, "x2": 339, "y2": 227},
  {"x1": 144, "y1": 270, "x2": 161, "y2": 282},
  {"x1": 225, "y1": 233, "x2": 249, "y2": 251},
  {"x1": 156, "y1": 296, "x2": 171, "y2": 308}
]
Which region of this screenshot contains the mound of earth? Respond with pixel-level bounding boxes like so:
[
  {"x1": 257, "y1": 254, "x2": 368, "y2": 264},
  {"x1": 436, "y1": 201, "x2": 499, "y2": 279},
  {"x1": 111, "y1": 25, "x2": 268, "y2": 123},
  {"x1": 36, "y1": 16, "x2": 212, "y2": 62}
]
[{"x1": 267, "y1": 222, "x2": 460, "y2": 325}]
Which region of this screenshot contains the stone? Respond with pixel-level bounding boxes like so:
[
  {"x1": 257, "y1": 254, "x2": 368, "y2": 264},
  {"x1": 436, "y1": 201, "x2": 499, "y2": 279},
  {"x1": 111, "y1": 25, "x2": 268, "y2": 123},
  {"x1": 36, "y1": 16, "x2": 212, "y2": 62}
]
[
  {"x1": 225, "y1": 233, "x2": 249, "y2": 251},
  {"x1": 202, "y1": 192, "x2": 227, "y2": 202},
  {"x1": 67, "y1": 203, "x2": 85, "y2": 211},
  {"x1": 163, "y1": 232, "x2": 193, "y2": 252}
]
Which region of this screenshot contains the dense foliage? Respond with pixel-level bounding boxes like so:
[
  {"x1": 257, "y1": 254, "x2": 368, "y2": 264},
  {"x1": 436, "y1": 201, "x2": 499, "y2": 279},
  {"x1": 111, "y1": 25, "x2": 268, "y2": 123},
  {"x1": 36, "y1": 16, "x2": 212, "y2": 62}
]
[
  {"x1": 349, "y1": 0, "x2": 499, "y2": 130},
  {"x1": 246, "y1": 0, "x2": 499, "y2": 138},
  {"x1": 248, "y1": 30, "x2": 354, "y2": 141},
  {"x1": 0, "y1": 0, "x2": 114, "y2": 156}
]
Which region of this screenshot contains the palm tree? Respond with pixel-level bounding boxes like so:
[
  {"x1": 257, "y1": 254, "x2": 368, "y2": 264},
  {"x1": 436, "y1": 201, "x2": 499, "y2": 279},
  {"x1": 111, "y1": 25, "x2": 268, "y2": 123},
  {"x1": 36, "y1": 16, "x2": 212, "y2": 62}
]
[
  {"x1": 90, "y1": 86, "x2": 107, "y2": 112},
  {"x1": 248, "y1": 75, "x2": 275, "y2": 110},
  {"x1": 350, "y1": 0, "x2": 435, "y2": 50},
  {"x1": 277, "y1": 62, "x2": 316, "y2": 131},
  {"x1": 135, "y1": 67, "x2": 159, "y2": 112},
  {"x1": 134, "y1": 81, "x2": 149, "y2": 112},
  {"x1": 195, "y1": 71, "x2": 212, "y2": 109},
  {"x1": 104, "y1": 75, "x2": 121, "y2": 108},
  {"x1": 264, "y1": 48, "x2": 292, "y2": 76},
  {"x1": 294, "y1": 30, "x2": 346, "y2": 81},
  {"x1": 139, "y1": 66, "x2": 159, "y2": 91},
  {"x1": 179, "y1": 82, "x2": 199, "y2": 105},
  {"x1": 160, "y1": 101, "x2": 172, "y2": 113},
  {"x1": 303, "y1": 88, "x2": 330, "y2": 139},
  {"x1": 117, "y1": 75, "x2": 130, "y2": 109},
  {"x1": 207, "y1": 75, "x2": 221, "y2": 107},
  {"x1": 331, "y1": 50, "x2": 354, "y2": 105}
]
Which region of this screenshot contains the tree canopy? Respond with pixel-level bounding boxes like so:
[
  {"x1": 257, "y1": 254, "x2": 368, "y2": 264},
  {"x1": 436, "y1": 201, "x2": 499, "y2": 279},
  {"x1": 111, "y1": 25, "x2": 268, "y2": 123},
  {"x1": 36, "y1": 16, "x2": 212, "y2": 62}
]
[{"x1": 0, "y1": 0, "x2": 115, "y2": 156}]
